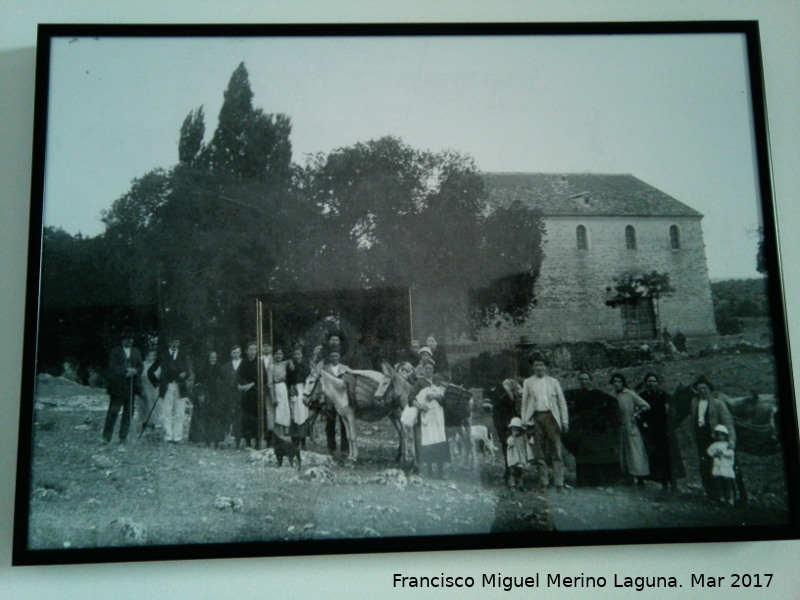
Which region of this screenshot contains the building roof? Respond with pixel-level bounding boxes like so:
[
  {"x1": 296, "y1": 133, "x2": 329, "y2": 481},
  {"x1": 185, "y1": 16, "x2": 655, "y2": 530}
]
[{"x1": 482, "y1": 173, "x2": 703, "y2": 218}]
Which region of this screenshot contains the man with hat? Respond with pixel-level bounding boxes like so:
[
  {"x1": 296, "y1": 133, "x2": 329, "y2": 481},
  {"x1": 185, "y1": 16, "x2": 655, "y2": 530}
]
[
  {"x1": 688, "y1": 375, "x2": 743, "y2": 502},
  {"x1": 102, "y1": 327, "x2": 143, "y2": 444},
  {"x1": 148, "y1": 336, "x2": 191, "y2": 443},
  {"x1": 521, "y1": 354, "x2": 569, "y2": 491}
]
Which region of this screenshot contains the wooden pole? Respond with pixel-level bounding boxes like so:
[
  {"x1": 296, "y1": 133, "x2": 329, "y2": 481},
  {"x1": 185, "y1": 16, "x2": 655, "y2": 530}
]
[
  {"x1": 269, "y1": 307, "x2": 274, "y2": 439},
  {"x1": 256, "y1": 299, "x2": 264, "y2": 449},
  {"x1": 407, "y1": 286, "x2": 414, "y2": 347}
]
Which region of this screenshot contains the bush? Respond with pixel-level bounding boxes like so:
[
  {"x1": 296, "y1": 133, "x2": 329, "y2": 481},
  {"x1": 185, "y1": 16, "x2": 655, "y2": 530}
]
[{"x1": 715, "y1": 309, "x2": 744, "y2": 335}]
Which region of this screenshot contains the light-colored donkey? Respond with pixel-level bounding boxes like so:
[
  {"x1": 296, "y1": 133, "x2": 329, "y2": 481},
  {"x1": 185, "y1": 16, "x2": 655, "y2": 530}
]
[{"x1": 302, "y1": 362, "x2": 411, "y2": 463}]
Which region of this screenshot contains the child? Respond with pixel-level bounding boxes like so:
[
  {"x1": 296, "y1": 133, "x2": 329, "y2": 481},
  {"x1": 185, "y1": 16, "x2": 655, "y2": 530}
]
[
  {"x1": 506, "y1": 417, "x2": 535, "y2": 490},
  {"x1": 707, "y1": 424, "x2": 736, "y2": 506}
]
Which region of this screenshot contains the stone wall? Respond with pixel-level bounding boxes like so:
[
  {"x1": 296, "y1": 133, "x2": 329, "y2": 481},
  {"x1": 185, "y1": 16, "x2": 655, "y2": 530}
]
[{"x1": 477, "y1": 214, "x2": 717, "y2": 344}]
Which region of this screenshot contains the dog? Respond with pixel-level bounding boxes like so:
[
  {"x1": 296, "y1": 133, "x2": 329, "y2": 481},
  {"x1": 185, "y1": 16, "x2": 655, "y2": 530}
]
[
  {"x1": 470, "y1": 425, "x2": 496, "y2": 464},
  {"x1": 272, "y1": 433, "x2": 301, "y2": 471}
]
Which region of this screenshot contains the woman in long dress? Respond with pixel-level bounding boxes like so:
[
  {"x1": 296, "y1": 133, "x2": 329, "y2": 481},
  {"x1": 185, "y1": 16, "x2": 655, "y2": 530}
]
[
  {"x1": 411, "y1": 362, "x2": 450, "y2": 478},
  {"x1": 236, "y1": 343, "x2": 260, "y2": 449},
  {"x1": 416, "y1": 386, "x2": 450, "y2": 479},
  {"x1": 286, "y1": 347, "x2": 311, "y2": 448},
  {"x1": 270, "y1": 348, "x2": 291, "y2": 437},
  {"x1": 610, "y1": 372, "x2": 651, "y2": 485},
  {"x1": 189, "y1": 351, "x2": 229, "y2": 448},
  {"x1": 638, "y1": 372, "x2": 685, "y2": 490}
]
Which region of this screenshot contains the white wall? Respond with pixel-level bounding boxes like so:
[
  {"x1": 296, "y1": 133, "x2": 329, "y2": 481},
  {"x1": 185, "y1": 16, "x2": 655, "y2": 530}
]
[{"x1": 2, "y1": 2, "x2": 799, "y2": 599}]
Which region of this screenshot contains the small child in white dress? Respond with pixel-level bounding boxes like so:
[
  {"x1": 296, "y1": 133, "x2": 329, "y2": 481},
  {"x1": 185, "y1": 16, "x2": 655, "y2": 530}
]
[
  {"x1": 506, "y1": 417, "x2": 535, "y2": 490},
  {"x1": 707, "y1": 424, "x2": 736, "y2": 506}
]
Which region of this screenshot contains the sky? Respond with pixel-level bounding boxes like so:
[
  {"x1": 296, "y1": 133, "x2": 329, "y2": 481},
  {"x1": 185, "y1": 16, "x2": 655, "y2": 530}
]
[{"x1": 42, "y1": 32, "x2": 762, "y2": 279}]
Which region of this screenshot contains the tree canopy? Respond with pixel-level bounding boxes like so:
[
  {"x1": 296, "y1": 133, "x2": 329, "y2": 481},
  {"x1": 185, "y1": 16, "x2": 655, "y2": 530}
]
[
  {"x1": 605, "y1": 270, "x2": 675, "y2": 307},
  {"x1": 40, "y1": 62, "x2": 543, "y2": 357},
  {"x1": 293, "y1": 136, "x2": 543, "y2": 333}
]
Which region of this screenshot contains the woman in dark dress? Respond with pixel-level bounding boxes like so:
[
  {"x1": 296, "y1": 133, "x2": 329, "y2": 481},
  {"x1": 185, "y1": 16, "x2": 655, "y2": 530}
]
[
  {"x1": 194, "y1": 350, "x2": 230, "y2": 448},
  {"x1": 236, "y1": 342, "x2": 261, "y2": 449},
  {"x1": 638, "y1": 372, "x2": 685, "y2": 491},
  {"x1": 426, "y1": 335, "x2": 450, "y2": 381}
]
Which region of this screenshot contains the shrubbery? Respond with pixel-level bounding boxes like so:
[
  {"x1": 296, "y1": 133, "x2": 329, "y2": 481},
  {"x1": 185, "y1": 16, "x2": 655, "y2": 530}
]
[{"x1": 711, "y1": 278, "x2": 768, "y2": 335}]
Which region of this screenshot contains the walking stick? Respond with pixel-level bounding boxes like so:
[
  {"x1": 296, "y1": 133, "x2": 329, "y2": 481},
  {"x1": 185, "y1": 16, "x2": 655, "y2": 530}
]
[
  {"x1": 139, "y1": 393, "x2": 161, "y2": 438},
  {"x1": 128, "y1": 376, "x2": 134, "y2": 441}
]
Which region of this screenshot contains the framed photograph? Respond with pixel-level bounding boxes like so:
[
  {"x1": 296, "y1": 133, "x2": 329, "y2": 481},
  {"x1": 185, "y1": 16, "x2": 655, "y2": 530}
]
[{"x1": 14, "y1": 22, "x2": 800, "y2": 566}]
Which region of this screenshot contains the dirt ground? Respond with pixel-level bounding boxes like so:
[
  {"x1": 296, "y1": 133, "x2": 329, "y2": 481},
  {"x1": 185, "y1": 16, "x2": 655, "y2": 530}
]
[{"x1": 23, "y1": 346, "x2": 793, "y2": 553}]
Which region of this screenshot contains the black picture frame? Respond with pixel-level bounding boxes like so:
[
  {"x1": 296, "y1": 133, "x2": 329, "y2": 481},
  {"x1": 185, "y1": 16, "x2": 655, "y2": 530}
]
[{"x1": 14, "y1": 21, "x2": 800, "y2": 566}]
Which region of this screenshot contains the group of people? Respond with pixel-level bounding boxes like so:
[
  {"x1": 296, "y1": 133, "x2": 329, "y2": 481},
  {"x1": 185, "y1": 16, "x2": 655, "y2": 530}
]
[
  {"x1": 101, "y1": 328, "x2": 324, "y2": 451},
  {"x1": 489, "y1": 355, "x2": 744, "y2": 506},
  {"x1": 101, "y1": 327, "x2": 453, "y2": 462},
  {"x1": 491, "y1": 355, "x2": 570, "y2": 492},
  {"x1": 101, "y1": 328, "x2": 744, "y2": 505}
]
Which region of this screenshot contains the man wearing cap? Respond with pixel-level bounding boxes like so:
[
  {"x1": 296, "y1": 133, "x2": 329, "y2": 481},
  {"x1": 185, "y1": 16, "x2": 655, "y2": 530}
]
[
  {"x1": 521, "y1": 355, "x2": 569, "y2": 491},
  {"x1": 148, "y1": 337, "x2": 191, "y2": 444},
  {"x1": 102, "y1": 328, "x2": 143, "y2": 444}
]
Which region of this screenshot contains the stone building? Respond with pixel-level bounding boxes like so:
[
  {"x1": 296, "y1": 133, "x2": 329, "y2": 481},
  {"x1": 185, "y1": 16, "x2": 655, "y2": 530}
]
[{"x1": 475, "y1": 172, "x2": 718, "y2": 344}]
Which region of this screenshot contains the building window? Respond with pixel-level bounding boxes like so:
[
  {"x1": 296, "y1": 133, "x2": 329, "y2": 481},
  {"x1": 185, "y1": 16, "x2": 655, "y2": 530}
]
[
  {"x1": 670, "y1": 224, "x2": 681, "y2": 250},
  {"x1": 625, "y1": 225, "x2": 637, "y2": 250},
  {"x1": 576, "y1": 225, "x2": 588, "y2": 250}
]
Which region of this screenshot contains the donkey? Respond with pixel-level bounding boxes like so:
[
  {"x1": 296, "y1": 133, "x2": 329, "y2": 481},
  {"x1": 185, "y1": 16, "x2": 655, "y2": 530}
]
[{"x1": 302, "y1": 362, "x2": 410, "y2": 463}]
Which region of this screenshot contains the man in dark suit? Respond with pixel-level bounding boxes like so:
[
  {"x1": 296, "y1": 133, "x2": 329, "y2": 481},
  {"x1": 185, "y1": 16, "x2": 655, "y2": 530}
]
[
  {"x1": 102, "y1": 328, "x2": 143, "y2": 444},
  {"x1": 222, "y1": 345, "x2": 243, "y2": 445},
  {"x1": 148, "y1": 336, "x2": 191, "y2": 443}
]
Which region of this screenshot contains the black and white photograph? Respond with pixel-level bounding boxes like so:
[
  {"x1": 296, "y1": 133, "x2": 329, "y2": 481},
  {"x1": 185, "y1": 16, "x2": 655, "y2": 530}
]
[{"x1": 14, "y1": 23, "x2": 800, "y2": 565}]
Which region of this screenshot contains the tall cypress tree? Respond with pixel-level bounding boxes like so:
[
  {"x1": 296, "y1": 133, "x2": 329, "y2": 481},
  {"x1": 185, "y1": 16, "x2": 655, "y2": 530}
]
[
  {"x1": 178, "y1": 106, "x2": 205, "y2": 166},
  {"x1": 207, "y1": 62, "x2": 292, "y2": 182}
]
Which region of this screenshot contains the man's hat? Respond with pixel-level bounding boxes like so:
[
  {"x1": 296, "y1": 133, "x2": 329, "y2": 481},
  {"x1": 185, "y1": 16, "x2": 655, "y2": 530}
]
[{"x1": 120, "y1": 327, "x2": 135, "y2": 339}]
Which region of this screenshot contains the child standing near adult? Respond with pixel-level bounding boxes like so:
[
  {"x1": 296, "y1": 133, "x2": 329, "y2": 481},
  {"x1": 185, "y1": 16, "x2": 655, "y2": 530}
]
[
  {"x1": 707, "y1": 424, "x2": 736, "y2": 506},
  {"x1": 505, "y1": 417, "x2": 535, "y2": 490}
]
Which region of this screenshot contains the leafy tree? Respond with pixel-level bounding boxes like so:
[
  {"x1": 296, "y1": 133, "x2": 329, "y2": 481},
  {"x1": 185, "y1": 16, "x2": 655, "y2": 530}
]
[
  {"x1": 295, "y1": 136, "x2": 544, "y2": 335},
  {"x1": 205, "y1": 62, "x2": 292, "y2": 183},
  {"x1": 472, "y1": 200, "x2": 544, "y2": 325},
  {"x1": 45, "y1": 66, "x2": 546, "y2": 355},
  {"x1": 605, "y1": 270, "x2": 675, "y2": 307},
  {"x1": 100, "y1": 169, "x2": 172, "y2": 241},
  {"x1": 38, "y1": 226, "x2": 154, "y2": 376},
  {"x1": 604, "y1": 270, "x2": 675, "y2": 337},
  {"x1": 711, "y1": 278, "x2": 769, "y2": 335},
  {"x1": 178, "y1": 106, "x2": 205, "y2": 165}
]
